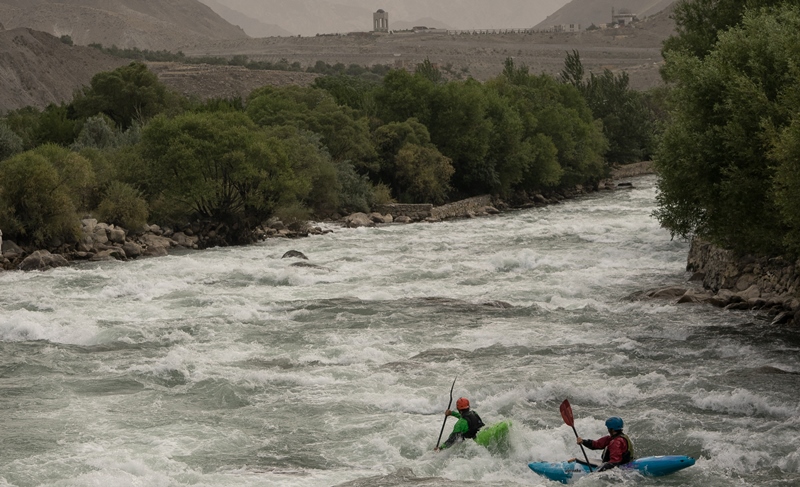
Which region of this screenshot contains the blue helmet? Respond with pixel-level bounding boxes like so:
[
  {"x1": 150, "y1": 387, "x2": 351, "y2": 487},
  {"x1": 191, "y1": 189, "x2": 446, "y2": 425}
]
[{"x1": 605, "y1": 417, "x2": 624, "y2": 431}]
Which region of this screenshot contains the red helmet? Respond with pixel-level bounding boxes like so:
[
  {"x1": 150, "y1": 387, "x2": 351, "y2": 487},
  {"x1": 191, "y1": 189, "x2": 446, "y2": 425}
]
[{"x1": 456, "y1": 397, "x2": 470, "y2": 410}]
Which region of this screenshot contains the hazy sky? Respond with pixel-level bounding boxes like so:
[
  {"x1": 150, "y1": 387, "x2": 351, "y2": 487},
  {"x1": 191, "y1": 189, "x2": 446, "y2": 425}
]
[{"x1": 201, "y1": 0, "x2": 573, "y2": 36}]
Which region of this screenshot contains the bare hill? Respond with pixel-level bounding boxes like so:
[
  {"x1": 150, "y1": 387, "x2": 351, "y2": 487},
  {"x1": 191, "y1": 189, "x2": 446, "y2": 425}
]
[
  {"x1": 535, "y1": 0, "x2": 675, "y2": 30},
  {"x1": 0, "y1": 0, "x2": 248, "y2": 50},
  {"x1": 200, "y1": 0, "x2": 291, "y2": 38},
  {"x1": 0, "y1": 28, "x2": 127, "y2": 113}
]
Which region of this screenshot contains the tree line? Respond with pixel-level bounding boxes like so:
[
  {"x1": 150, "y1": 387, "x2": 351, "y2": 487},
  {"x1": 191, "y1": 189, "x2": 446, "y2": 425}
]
[{"x1": 0, "y1": 50, "x2": 657, "y2": 248}]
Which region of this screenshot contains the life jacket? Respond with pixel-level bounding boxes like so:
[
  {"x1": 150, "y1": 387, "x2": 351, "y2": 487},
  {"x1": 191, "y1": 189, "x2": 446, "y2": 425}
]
[
  {"x1": 601, "y1": 432, "x2": 634, "y2": 464},
  {"x1": 461, "y1": 410, "x2": 485, "y2": 439}
]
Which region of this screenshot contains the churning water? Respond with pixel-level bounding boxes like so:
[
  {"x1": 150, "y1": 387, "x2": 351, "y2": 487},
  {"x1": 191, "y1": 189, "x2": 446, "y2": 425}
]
[{"x1": 1, "y1": 175, "x2": 798, "y2": 487}]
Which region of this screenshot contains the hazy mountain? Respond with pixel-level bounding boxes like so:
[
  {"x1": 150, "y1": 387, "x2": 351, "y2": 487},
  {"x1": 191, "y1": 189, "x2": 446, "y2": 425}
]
[
  {"x1": 198, "y1": 0, "x2": 571, "y2": 36},
  {"x1": 0, "y1": 0, "x2": 248, "y2": 50},
  {"x1": 534, "y1": 0, "x2": 675, "y2": 30},
  {"x1": 201, "y1": 0, "x2": 292, "y2": 37},
  {"x1": 0, "y1": 28, "x2": 127, "y2": 113}
]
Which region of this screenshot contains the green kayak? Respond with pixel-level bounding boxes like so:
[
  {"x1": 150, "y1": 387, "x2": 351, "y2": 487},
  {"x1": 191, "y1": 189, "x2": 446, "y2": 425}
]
[{"x1": 475, "y1": 421, "x2": 511, "y2": 448}]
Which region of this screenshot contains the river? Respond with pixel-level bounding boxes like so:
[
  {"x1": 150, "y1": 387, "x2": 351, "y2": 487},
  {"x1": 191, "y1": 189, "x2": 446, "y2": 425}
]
[{"x1": 1, "y1": 175, "x2": 798, "y2": 487}]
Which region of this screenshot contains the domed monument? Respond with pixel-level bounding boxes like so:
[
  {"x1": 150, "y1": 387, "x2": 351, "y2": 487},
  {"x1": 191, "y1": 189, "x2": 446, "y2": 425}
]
[{"x1": 373, "y1": 9, "x2": 389, "y2": 33}]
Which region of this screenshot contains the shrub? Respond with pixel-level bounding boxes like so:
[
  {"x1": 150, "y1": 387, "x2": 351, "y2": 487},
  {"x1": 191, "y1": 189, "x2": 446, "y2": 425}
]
[
  {"x1": 0, "y1": 152, "x2": 81, "y2": 246},
  {"x1": 95, "y1": 181, "x2": 149, "y2": 231}
]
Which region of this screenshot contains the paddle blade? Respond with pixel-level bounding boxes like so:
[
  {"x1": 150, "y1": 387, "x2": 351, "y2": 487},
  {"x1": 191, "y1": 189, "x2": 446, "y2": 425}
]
[{"x1": 559, "y1": 399, "x2": 574, "y2": 427}]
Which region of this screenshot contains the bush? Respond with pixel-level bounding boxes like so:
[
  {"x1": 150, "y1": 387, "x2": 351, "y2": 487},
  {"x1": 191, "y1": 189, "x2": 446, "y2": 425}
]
[
  {"x1": 94, "y1": 181, "x2": 149, "y2": 231},
  {"x1": 0, "y1": 151, "x2": 82, "y2": 246}
]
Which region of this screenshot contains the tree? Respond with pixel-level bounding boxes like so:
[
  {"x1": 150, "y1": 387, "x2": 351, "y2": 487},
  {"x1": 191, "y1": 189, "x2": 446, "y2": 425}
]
[
  {"x1": 663, "y1": 0, "x2": 789, "y2": 60},
  {"x1": 559, "y1": 51, "x2": 654, "y2": 164},
  {"x1": 655, "y1": 4, "x2": 800, "y2": 255},
  {"x1": 0, "y1": 145, "x2": 94, "y2": 245},
  {"x1": 373, "y1": 119, "x2": 454, "y2": 204},
  {"x1": 246, "y1": 86, "x2": 377, "y2": 171},
  {"x1": 140, "y1": 112, "x2": 335, "y2": 241},
  {"x1": 0, "y1": 121, "x2": 23, "y2": 161},
  {"x1": 72, "y1": 62, "x2": 178, "y2": 129}
]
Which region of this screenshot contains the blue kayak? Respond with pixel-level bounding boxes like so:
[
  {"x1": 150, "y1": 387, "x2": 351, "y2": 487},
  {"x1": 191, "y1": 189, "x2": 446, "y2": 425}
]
[{"x1": 528, "y1": 455, "x2": 696, "y2": 484}]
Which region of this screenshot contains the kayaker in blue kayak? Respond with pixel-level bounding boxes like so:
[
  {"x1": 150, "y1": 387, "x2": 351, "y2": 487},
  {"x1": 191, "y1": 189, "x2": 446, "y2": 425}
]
[
  {"x1": 434, "y1": 397, "x2": 485, "y2": 450},
  {"x1": 573, "y1": 416, "x2": 635, "y2": 471}
]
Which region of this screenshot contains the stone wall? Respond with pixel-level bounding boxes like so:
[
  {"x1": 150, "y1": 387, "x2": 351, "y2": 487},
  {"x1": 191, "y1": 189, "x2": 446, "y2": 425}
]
[
  {"x1": 687, "y1": 238, "x2": 800, "y2": 297},
  {"x1": 373, "y1": 203, "x2": 433, "y2": 220},
  {"x1": 430, "y1": 195, "x2": 493, "y2": 220}
]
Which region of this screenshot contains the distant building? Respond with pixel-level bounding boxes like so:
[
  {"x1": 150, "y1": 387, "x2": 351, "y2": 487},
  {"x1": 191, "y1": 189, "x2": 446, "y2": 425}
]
[
  {"x1": 552, "y1": 23, "x2": 582, "y2": 33},
  {"x1": 374, "y1": 9, "x2": 389, "y2": 33},
  {"x1": 612, "y1": 7, "x2": 638, "y2": 26}
]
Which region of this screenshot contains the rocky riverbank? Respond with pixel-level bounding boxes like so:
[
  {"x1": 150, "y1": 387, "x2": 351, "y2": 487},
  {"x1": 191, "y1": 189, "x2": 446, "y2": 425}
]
[
  {"x1": 638, "y1": 238, "x2": 800, "y2": 326},
  {"x1": 0, "y1": 169, "x2": 644, "y2": 273}
]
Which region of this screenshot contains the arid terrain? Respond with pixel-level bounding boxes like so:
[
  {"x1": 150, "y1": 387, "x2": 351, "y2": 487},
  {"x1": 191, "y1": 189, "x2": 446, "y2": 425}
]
[
  {"x1": 183, "y1": 7, "x2": 674, "y2": 91},
  {"x1": 0, "y1": 28, "x2": 127, "y2": 112}
]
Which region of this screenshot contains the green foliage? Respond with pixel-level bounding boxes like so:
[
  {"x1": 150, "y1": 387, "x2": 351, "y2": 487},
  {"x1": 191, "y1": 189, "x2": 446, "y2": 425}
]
[
  {"x1": 771, "y1": 118, "x2": 800, "y2": 254},
  {"x1": 95, "y1": 181, "x2": 149, "y2": 231},
  {"x1": 0, "y1": 121, "x2": 23, "y2": 161},
  {"x1": 35, "y1": 104, "x2": 80, "y2": 146},
  {"x1": 0, "y1": 145, "x2": 94, "y2": 245},
  {"x1": 312, "y1": 75, "x2": 381, "y2": 114},
  {"x1": 558, "y1": 50, "x2": 584, "y2": 88},
  {"x1": 334, "y1": 161, "x2": 375, "y2": 214},
  {"x1": 60, "y1": 35, "x2": 73, "y2": 46},
  {"x1": 3, "y1": 107, "x2": 41, "y2": 150},
  {"x1": 415, "y1": 59, "x2": 443, "y2": 84},
  {"x1": 72, "y1": 115, "x2": 118, "y2": 150},
  {"x1": 246, "y1": 86, "x2": 377, "y2": 170},
  {"x1": 655, "y1": 4, "x2": 800, "y2": 255},
  {"x1": 663, "y1": 0, "x2": 786, "y2": 60},
  {"x1": 374, "y1": 119, "x2": 454, "y2": 204},
  {"x1": 72, "y1": 62, "x2": 177, "y2": 129},
  {"x1": 559, "y1": 51, "x2": 654, "y2": 164},
  {"x1": 140, "y1": 111, "x2": 333, "y2": 241}
]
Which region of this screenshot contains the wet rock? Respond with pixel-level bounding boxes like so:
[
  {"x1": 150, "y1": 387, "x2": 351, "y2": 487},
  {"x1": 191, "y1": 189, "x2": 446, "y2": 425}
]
[
  {"x1": 282, "y1": 250, "x2": 308, "y2": 260},
  {"x1": 123, "y1": 241, "x2": 142, "y2": 258},
  {"x1": 345, "y1": 212, "x2": 374, "y2": 228},
  {"x1": 1, "y1": 239, "x2": 23, "y2": 259},
  {"x1": 18, "y1": 250, "x2": 69, "y2": 271},
  {"x1": 646, "y1": 287, "x2": 687, "y2": 299}
]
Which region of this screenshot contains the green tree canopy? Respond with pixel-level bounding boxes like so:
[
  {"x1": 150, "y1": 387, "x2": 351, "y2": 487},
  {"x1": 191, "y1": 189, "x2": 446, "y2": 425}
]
[
  {"x1": 0, "y1": 145, "x2": 94, "y2": 245},
  {"x1": 246, "y1": 86, "x2": 377, "y2": 171},
  {"x1": 72, "y1": 62, "x2": 178, "y2": 129},
  {"x1": 373, "y1": 118, "x2": 454, "y2": 204},
  {"x1": 655, "y1": 4, "x2": 800, "y2": 255}
]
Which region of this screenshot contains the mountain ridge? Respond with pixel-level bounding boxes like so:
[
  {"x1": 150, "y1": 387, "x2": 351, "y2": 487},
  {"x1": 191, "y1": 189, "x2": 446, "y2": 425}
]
[
  {"x1": 534, "y1": 0, "x2": 676, "y2": 30},
  {"x1": 0, "y1": 0, "x2": 248, "y2": 50}
]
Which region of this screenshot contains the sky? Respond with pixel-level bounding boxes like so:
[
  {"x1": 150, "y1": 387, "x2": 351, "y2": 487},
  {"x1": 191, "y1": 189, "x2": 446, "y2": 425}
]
[{"x1": 199, "y1": 0, "x2": 573, "y2": 36}]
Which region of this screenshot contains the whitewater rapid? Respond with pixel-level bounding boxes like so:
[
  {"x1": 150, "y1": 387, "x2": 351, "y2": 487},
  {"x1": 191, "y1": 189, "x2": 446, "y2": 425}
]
[{"x1": 1, "y1": 175, "x2": 798, "y2": 487}]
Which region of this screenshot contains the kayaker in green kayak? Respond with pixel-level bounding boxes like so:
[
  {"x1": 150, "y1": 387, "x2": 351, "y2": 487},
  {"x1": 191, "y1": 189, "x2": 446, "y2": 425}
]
[
  {"x1": 573, "y1": 416, "x2": 635, "y2": 471},
  {"x1": 434, "y1": 397, "x2": 485, "y2": 450}
]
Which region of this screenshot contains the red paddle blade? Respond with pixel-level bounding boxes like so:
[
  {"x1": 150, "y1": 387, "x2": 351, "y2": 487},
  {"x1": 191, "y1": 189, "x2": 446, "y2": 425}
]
[{"x1": 560, "y1": 399, "x2": 574, "y2": 427}]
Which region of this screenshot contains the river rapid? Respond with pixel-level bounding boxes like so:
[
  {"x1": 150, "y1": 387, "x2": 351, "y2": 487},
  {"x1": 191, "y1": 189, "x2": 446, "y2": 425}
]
[{"x1": 1, "y1": 175, "x2": 798, "y2": 487}]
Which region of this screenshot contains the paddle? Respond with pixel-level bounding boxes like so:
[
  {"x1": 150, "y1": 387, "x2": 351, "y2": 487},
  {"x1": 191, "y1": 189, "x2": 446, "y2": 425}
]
[
  {"x1": 560, "y1": 399, "x2": 593, "y2": 471},
  {"x1": 434, "y1": 377, "x2": 457, "y2": 450}
]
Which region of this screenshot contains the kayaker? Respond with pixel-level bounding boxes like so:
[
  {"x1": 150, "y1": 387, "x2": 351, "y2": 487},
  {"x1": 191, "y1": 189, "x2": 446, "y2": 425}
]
[
  {"x1": 434, "y1": 397, "x2": 485, "y2": 450},
  {"x1": 574, "y1": 416, "x2": 634, "y2": 471}
]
